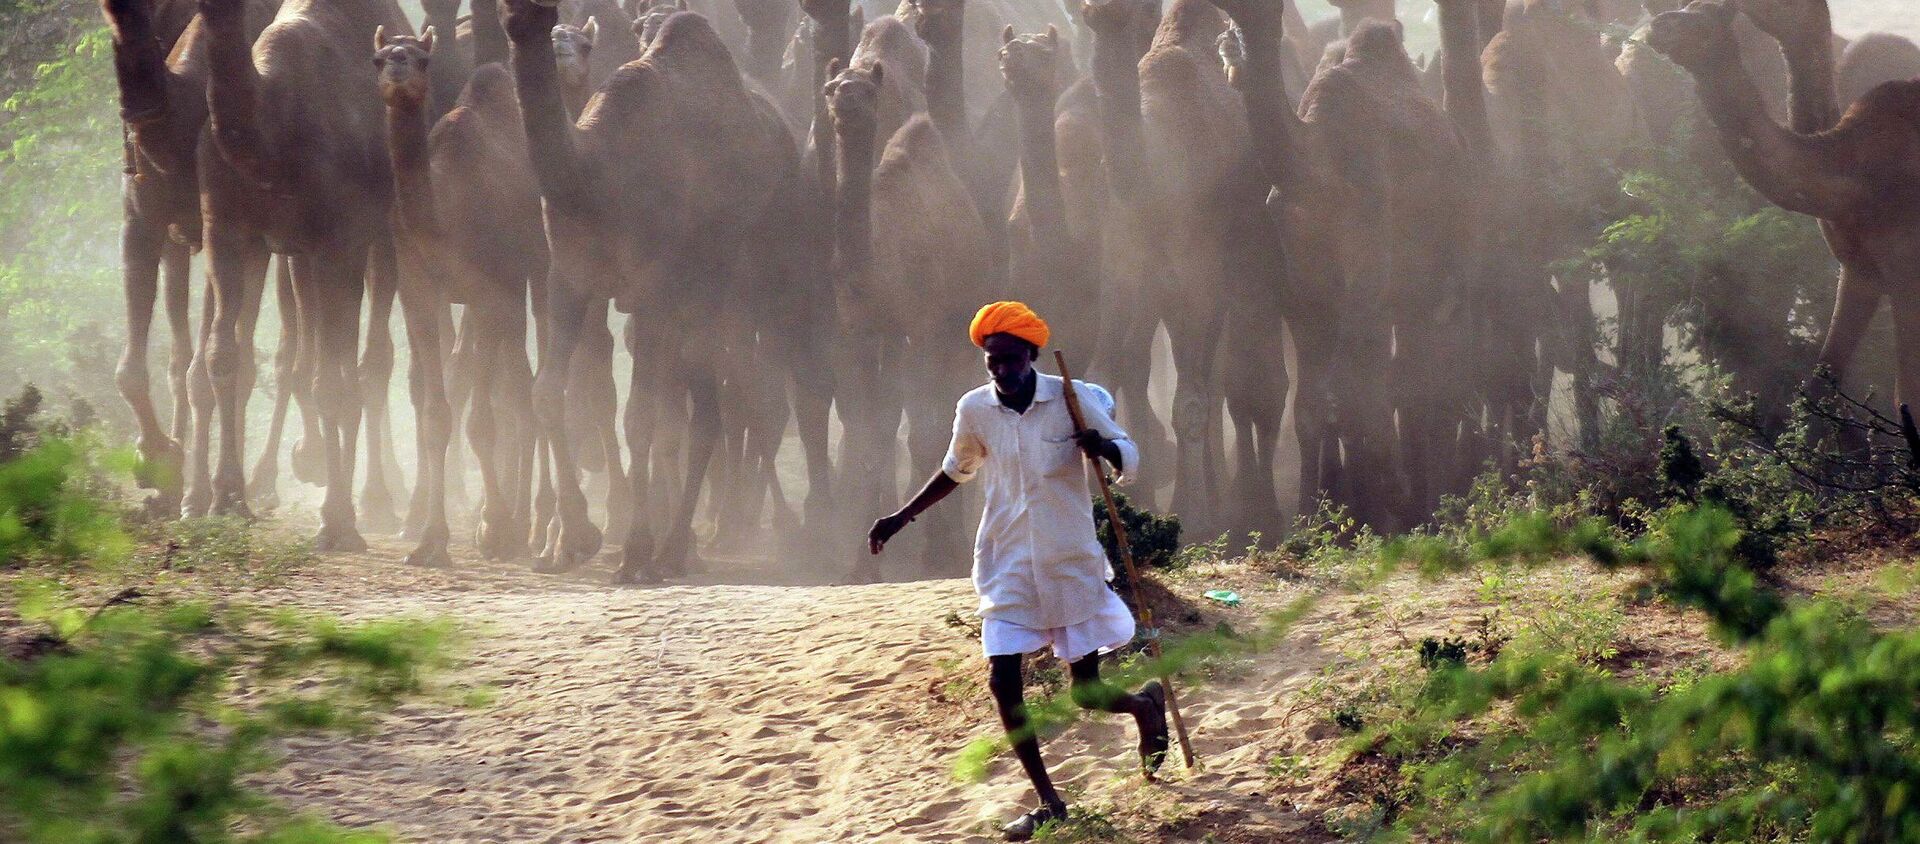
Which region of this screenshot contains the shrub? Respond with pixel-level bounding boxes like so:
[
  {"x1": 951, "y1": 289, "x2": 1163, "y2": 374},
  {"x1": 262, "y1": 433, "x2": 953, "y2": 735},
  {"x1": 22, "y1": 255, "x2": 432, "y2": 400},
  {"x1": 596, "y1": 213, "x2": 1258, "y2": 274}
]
[{"x1": 1093, "y1": 492, "x2": 1180, "y2": 597}]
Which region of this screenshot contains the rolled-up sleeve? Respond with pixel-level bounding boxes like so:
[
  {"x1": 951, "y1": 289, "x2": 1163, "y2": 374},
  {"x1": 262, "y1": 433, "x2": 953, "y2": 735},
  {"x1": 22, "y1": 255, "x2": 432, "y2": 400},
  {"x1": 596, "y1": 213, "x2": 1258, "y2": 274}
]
[
  {"x1": 942, "y1": 401, "x2": 987, "y2": 483},
  {"x1": 1083, "y1": 383, "x2": 1138, "y2": 486}
]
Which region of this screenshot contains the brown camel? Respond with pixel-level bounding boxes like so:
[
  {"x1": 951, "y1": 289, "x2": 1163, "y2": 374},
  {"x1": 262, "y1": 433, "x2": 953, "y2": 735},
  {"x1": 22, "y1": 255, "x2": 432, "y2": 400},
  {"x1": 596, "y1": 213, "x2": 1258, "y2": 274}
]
[
  {"x1": 1137, "y1": 0, "x2": 1291, "y2": 530},
  {"x1": 503, "y1": 2, "x2": 793, "y2": 582},
  {"x1": 376, "y1": 31, "x2": 548, "y2": 564},
  {"x1": 1482, "y1": 0, "x2": 1638, "y2": 444},
  {"x1": 199, "y1": 0, "x2": 412, "y2": 548},
  {"x1": 1649, "y1": 0, "x2": 1920, "y2": 412},
  {"x1": 103, "y1": 0, "x2": 293, "y2": 519}
]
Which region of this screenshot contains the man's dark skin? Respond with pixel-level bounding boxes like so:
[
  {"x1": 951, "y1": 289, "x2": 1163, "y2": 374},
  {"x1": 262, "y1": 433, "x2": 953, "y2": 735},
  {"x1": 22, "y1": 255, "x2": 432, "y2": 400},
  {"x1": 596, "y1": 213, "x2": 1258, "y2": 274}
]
[{"x1": 868, "y1": 331, "x2": 1167, "y2": 839}]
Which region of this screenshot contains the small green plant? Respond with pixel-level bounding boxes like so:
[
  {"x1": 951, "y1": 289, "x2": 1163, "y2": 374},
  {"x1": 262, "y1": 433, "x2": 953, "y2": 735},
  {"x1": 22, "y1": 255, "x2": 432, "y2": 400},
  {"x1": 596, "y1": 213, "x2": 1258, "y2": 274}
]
[{"x1": 1416, "y1": 637, "x2": 1468, "y2": 671}]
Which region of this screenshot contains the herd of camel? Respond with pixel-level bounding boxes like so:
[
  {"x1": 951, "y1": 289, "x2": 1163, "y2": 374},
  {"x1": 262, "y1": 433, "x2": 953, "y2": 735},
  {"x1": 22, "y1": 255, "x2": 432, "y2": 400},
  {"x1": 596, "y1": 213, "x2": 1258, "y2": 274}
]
[{"x1": 100, "y1": 0, "x2": 1920, "y2": 582}]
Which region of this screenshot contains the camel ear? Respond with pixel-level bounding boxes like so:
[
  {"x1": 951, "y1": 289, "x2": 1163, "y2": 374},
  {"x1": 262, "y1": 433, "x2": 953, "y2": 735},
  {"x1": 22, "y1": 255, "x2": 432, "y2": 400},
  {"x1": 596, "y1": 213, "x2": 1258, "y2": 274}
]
[
  {"x1": 871, "y1": 60, "x2": 884, "y2": 87},
  {"x1": 1045, "y1": 23, "x2": 1058, "y2": 44},
  {"x1": 374, "y1": 23, "x2": 387, "y2": 53},
  {"x1": 675, "y1": 0, "x2": 686, "y2": 9},
  {"x1": 1003, "y1": 24, "x2": 1015, "y2": 44},
  {"x1": 583, "y1": 16, "x2": 599, "y2": 45},
  {"x1": 826, "y1": 56, "x2": 844, "y2": 78},
  {"x1": 421, "y1": 26, "x2": 436, "y2": 54}
]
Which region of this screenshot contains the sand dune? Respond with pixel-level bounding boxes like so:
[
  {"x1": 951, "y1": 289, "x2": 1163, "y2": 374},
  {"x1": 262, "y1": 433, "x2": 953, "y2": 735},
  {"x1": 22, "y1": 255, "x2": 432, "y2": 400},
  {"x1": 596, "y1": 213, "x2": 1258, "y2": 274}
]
[{"x1": 236, "y1": 538, "x2": 1322, "y2": 842}]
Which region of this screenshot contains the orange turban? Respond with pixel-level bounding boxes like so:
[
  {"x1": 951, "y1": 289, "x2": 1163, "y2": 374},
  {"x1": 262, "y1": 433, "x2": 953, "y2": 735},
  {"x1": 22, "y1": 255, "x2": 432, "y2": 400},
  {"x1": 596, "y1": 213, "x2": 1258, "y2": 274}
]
[{"x1": 969, "y1": 301, "x2": 1050, "y2": 349}]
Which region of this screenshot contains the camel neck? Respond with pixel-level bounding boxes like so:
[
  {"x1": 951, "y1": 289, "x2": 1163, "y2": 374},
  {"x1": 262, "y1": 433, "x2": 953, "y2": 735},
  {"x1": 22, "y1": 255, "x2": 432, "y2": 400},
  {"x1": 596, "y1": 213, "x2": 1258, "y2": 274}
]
[
  {"x1": 1229, "y1": 21, "x2": 1312, "y2": 196},
  {"x1": 832, "y1": 126, "x2": 875, "y2": 278},
  {"x1": 1013, "y1": 90, "x2": 1069, "y2": 245},
  {"x1": 1689, "y1": 53, "x2": 1862, "y2": 221},
  {"x1": 385, "y1": 96, "x2": 439, "y2": 235},
  {"x1": 507, "y1": 2, "x2": 592, "y2": 215},
  {"x1": 923, "y1": 19, "x2": 967, "y2": 145},
  {"x1": 1436, "y1": 0, "x2": 1493, "y2": 157},
  {"x1": 808, "y1": 3, "x2": 856, "y2": 195},
  {"x1": 563, "y1": 83, "x2": 590, "y2": 121},
  {"x1": 1089, "y1": 30, "x2": 1149, "y2": 205},
  {"x1": 1778, "y1": 35, "x2": 1839, "y2": 133}
]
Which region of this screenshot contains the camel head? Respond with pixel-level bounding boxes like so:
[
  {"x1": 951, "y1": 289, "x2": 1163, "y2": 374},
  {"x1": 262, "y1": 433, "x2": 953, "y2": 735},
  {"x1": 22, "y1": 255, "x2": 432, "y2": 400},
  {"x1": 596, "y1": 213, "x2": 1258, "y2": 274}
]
[
  {"x1": 1346, "y1": 17, "x2": 1409, "y2": 62},
  {"x1": 1205, "y1": 0, "x2": 1284, "y2": 37},
  {"x1": 1217, "y1": 20, "x2": 1249, "y2": 88},
  {"x1": 631, "y1": 0, "x2": 685, "y2": 45},
  {"x1": 373, "y1": 25, "x2": 435, "y2": 106},
  {"x1": 1729, "y1": 0, "x2": 1831, "y2": 48},
  {"x1": 1645, "y1": 0, "x2": 1739, "y2": 72},
  {"x1": 552, "y1": 18, "x2": 598, "y2": 91},
  {"x1": 907, "y1": 0, "x2": 964, "y2": 45},
  {"x1": 824, "y1": 57, "x2": 884, "y2": 139},
  {"x1": 1000, "y1": 25, "x2": 1063, "y2": 101}
]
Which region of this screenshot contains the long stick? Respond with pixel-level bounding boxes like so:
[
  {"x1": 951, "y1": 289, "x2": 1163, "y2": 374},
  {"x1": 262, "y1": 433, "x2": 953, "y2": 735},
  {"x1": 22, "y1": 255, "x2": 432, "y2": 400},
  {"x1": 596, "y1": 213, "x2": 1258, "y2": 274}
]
[{"x1": 1054, "y1": 351, "x2": 1197, "y2": 771}]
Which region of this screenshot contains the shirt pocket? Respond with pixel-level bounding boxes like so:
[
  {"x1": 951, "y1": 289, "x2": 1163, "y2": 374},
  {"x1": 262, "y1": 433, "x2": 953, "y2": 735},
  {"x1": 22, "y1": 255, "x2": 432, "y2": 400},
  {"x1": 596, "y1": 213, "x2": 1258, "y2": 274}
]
[{"x1": 1038, "y1": 430, "x2": 1085, "y2": 478}]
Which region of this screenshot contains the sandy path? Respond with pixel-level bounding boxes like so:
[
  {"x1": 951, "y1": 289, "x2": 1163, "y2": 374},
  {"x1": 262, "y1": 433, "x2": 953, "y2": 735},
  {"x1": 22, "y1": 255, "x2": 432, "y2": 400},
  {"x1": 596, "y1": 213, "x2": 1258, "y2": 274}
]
[{"x1": 238, "y1": 536, "x2": 1322, "y2": 843}]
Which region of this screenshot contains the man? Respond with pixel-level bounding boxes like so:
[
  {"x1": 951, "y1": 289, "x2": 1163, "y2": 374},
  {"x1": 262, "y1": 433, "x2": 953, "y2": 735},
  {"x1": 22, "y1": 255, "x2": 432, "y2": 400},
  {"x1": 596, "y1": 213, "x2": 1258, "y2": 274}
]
[{"x1": 868, "y1": 301, "x2": 1170, "y2": 841}]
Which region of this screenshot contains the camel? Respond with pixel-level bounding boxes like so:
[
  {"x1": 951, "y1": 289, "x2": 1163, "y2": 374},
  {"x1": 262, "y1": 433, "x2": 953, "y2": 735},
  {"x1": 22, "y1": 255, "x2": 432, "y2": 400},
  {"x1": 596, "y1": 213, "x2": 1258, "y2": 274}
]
[
  {"x1": 1134, "y1": 0, "x2": 1292, "y2": 530},
  {"x1": 1079, "y1": 0, "x2": 1173, "y2": 502},
  {"x1": 1002, "y1": 25, "x2": 1098, "y2": 357},
  {"x1": 1648, "y1": 0, "x2": 1920, "y2": 413},
  {"x1": 103, "y1": 0, "x2": 292, "y2": 519},
  {"x1": 376, "y1": 31, "x2": 548, "y2": 564},
  {"x1": 1482, "y1": 0, "x2": 1638, "y2": 445},
  {"x1": 502, "y1": 1, "x2": 794, "y2": 582},
  {"x1": 1837, "y1": 32, "x2": 1920, "y2": 112},
  {"x1": 732, "y1": 0, "x2": 797, "y2": 85},
  {"x1": 199, "y1": 0, "x2": 413, "y2": 549}
]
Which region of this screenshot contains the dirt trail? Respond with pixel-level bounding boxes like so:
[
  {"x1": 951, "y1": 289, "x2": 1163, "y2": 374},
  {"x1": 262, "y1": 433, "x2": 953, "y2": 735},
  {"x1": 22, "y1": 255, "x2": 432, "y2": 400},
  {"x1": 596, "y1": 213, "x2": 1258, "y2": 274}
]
[{"x1": 239, "y1": 535, "x2": 1324, "y2": 843}]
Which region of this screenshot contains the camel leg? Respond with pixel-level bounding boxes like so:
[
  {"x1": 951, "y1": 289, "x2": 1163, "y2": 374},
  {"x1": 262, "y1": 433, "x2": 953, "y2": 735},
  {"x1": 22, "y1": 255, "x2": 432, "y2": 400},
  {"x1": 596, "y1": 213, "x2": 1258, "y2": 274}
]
[
  {"x1": 770, "y1": 322, "x2": 834, "y2": 528},
  {"x1": 397, "y1": 265, "x2": 452, "y2": 569},
  {"x1": 1891, "y1": 293, "x2": 1920, "y2": 417},
  {"x1": 181, "y1": 280, "x2": 216, "y2": 518},
  {"x1": 118, "y1": 211, "x2": 184, "y2": 517},
  {"x1": 163, "y1": 241, "x2": 195, "y2": 477},
  {"x1": 358, "y1": 247, "x2": 403, "y2": 534},
  {"x1": 289, "y1": 275, "x2": 327, "y2": 488},
  {"x1": 441, "y1": 305, "x2": 472, "y2": 521},
  {"x1": 496, "y1": 307, "x2": 537, "y2": 561},
  {"x1": 469, "y1": 328, "x2": 508, "y2": 560},
  {"x1": 614, "y1": 327, "x2": 663, "y2": 583},
  {"x1": 1167, "y1": 307, "x2": 1224, "y2": 533},
  {"x1": 300, "y1": 245, "x2": 371, "y2": 552},
  {"x1": 249, "y1": 258, "x2": 296, "y2": 511},
  {"x1": 651, "y1": 357, "x2": 723, "y2": 580},
  {"x1": 201, "y1": 222, "x2": 265, "y2": 519},
  {"x1": 531, "y1": 266, "x2": 602, "y2": 573}
]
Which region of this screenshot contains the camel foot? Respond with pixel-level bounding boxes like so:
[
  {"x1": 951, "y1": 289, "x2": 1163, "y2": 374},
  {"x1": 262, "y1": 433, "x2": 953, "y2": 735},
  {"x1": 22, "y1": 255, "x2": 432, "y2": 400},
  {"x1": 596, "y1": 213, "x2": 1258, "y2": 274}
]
[
  {"x1": 142, "y1": 492, "x2": 183, "y2": 522},
  {"x1": 247, "y1": 473, "x2": 281, "y2": 514},
  {"x1": 359, "y1": 498, "x2": 403, "y2": 535},
  {"x1": 532, "y1": 520, "x2": 601, "y2": 573},
  {"x1": 478, "y1": 514, "x2": 529, "y2": 561},
  {"x1": 209, "y1": 489, "x2": 254, "y2": 521},
  {"x1": 180, "y1": 484, "x2": 213, "y2": 520},
  {"x1": 133, "y1": 440, "x2": 184, "y2": 492},
  {"x1": 404, "y1": 541, "x2": 454, "y2": 569},
  {"x1": 313, "y1": 521, "x2": 369, "y2": 554},
  {"x1": 291, "y1": 437, "x2": 327, "y2": 487}
]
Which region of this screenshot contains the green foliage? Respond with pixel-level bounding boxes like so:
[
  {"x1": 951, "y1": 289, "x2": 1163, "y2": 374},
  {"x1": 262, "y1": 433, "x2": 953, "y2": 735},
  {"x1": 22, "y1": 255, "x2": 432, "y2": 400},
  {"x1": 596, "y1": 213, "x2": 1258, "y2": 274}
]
[
  {"x1": 1093, "y1": 492, "x2": 1181, "y2": 598},
  {"x1": 1357, "y1": 504, "x2": 1920, "y2": 841},
  {"x1": 0, "y1": 595, "x2": 450, "y2": 843},
  {"x1": 1, "y1": 2, "x2": 135, "y2": 435}
]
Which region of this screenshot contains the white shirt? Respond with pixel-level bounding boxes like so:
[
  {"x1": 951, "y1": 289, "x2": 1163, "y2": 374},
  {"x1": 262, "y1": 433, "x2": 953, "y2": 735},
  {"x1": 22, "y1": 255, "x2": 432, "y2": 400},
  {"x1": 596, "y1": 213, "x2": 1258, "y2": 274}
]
[{"x1": 942, "y1": 373, "x2": 1140, "y2": 630}]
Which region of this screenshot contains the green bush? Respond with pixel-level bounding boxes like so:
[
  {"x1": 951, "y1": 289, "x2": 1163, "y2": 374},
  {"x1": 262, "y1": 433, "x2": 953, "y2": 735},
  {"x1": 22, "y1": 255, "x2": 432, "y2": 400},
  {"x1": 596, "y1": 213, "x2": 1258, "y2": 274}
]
[
  {"x1": 1, "y1": 595, "x2": 451, "y2": 843},
  {"x1": 1093, "y1": 492, "x2": 1181, "y2": 597},
  {"x1": 1366, "y1": 504, "x2": 1920, "y2": 841}
]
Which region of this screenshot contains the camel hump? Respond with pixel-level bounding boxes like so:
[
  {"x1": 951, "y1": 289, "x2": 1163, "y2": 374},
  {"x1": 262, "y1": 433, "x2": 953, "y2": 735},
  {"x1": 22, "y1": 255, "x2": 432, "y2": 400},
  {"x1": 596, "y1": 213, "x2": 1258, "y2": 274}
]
[
  {"x1": 460, "y1": 62, "x2": 517, "y2": 109},
  {"x1": 878, "y1": 113, "x2": 948, "y2": 167},
  {"x1": 1346, "y1": 19, "x2": 1408, "y2": 64}
]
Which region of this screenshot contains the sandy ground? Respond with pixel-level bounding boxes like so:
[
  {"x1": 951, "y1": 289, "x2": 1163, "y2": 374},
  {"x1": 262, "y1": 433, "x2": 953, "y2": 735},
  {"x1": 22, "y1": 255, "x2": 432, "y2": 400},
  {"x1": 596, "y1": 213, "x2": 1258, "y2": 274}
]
[{"x1": 234, "y1": 535, "x2": 1330, "y2": 843}]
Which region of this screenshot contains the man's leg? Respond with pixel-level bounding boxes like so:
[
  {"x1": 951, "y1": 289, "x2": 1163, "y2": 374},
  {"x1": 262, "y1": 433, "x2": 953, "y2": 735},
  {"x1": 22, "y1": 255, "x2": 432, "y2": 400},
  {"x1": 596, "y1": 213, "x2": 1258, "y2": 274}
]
[
  {"x1": 987, "y1": 654, "x2": 1068, "y2": 838},
  {"x1": 1068, "y1": 653, "x2": 1170, "y2": 775}
]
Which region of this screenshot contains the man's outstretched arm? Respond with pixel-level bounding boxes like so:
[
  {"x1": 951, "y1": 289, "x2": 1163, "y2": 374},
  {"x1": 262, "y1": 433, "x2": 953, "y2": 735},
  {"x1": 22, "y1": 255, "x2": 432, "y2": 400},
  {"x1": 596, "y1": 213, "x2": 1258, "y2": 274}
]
[{"x1": 869, "y1": 470, "x2": 961, "y2": 554}]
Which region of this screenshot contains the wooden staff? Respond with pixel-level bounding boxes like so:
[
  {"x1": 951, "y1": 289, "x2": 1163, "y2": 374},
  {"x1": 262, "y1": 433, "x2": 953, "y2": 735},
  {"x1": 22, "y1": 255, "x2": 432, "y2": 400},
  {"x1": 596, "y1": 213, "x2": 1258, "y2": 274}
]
[{"x1": 1054, "y1": 351, "x2": 1197, "y2": 771}]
